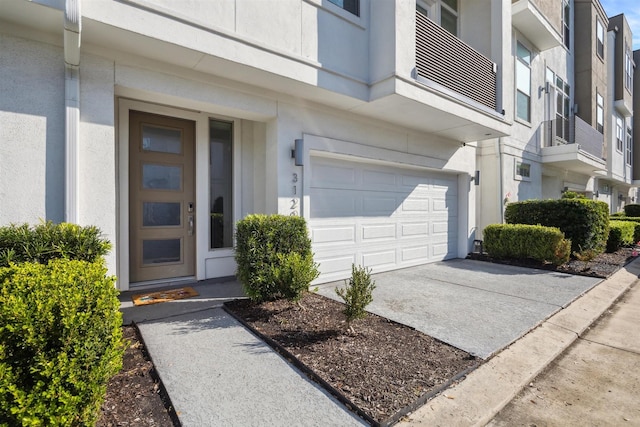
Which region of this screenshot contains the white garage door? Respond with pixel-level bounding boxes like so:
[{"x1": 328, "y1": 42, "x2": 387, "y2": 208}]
[{"x1": 309, "y1": 156, "x2": 459, "y2": 283}]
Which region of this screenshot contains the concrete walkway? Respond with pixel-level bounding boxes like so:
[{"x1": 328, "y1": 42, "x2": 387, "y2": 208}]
[
  {"x1": 119, "y1": 258, "x2": 640, "y2": 426},
  {"x1": 488, "y1": 281, "x2": 640, "y2": 426}
]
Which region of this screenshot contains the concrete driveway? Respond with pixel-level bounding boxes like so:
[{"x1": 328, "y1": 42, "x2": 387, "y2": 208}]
[{"x1": 315, "y1": 259, "x2": 602, "y2": 358}]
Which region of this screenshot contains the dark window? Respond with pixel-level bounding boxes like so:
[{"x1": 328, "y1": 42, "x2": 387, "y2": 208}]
[
  {"x1": 596, "y1": 19, "x2": 604, "y2": 59},
  {"x1": 563, "y1": 0, "x2": 570, "y2": 48},
  {"x1": 327, "y1": 0, "x2": 359, "y2": 16}
]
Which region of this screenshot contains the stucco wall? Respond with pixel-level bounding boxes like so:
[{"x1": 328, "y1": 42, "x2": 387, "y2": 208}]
[{"x1": 0, "y1": 34, "x2": 65, "y2": 224}]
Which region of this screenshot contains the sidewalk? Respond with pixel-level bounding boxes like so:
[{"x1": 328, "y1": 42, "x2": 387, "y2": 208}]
[
  {"x1": 487, "y1": 280, "x2": 640, "y2": 425},
  {"x1": 399, "y1": 258, "x2": 640, "y2": 426}
]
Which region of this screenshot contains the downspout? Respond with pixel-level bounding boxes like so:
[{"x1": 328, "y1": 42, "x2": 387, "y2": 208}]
[{"x1": 64, "y1": 0, "x2": 81, "y2": 223}]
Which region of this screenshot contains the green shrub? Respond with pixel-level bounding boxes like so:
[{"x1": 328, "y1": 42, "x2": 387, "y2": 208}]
[
  {"x1": 483, "y1": 224, "x2": 571, "y2": 265},
  {"x1": 606, "y1": 221, "x2": 635, "y2": 252},
  {"x1": 624, "y1": 204, "x2": 640, "y2": 217},
  {"x1": 0, "y1": 259, "x2": 124, "y2": 426},
  {"x1": 336, "y1": 264, "x2": 376, "y2": 321},
  {"x1": 611, "y1": 211, "x2": 625, "y2": 217},
  {"x1": 235, "y1": 214, "x2": 319, "y2": 302},
  {"x1": 609, "y1": 217, "x2": 640, "y2": 242},
  {"x1": 505, "y1": 199, "x2": 609, "y2": 255},
  {"x1": 0, "y1": 221, "x2": 111, "y2": 267},
  {"x1": 561, "y1": 191, "x2": 585, "y2": 199}
]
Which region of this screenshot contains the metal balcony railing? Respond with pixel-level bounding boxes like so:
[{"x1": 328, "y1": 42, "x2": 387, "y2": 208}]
[
  {"x1": 544, "y1": 116, "x2": 605, "y2": 160},
  {"x1": 415, "y1": 11, "x2": 498, "y2": 111}
]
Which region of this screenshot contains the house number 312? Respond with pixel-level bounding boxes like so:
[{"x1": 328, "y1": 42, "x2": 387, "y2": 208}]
[{"x1": 290, "y1": 173, "x2": 299, "y2": 216}]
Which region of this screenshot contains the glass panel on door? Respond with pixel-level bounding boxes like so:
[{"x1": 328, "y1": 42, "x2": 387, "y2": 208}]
[
  {"x1": 142, "y1": 164, "x2": 182, "y2": 190},
  {"x1": 143, "y1": 202, "x2": 181, "y2": 227},
  {"x1": 142, "y1": 239, "x2": 181, "y2": 264},
  {"x1": 142, "y1": 125, "x2": 182, "y2": 154}
]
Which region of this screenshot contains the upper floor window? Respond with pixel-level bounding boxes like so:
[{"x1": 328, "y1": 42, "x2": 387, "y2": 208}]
[
  {"x1": 417, "y1": 0, "x2": 458, "y2": 36},
  {"x1": 327, "y1": 0, "x2": 359, "y2": 16},
  {"x1": 625, "y1": 46, "x2": 633, "y2": 92},
  {"x1": 627, "y1": 126, "x2": 633, "y2": 165},
  {"x1": 548, "y1": 68, "x2": 570, "y2": 141},
  {"x1": 596, "y1": 92, "x2": 604, "y2": 134},
  {"x1": 516, "y1": 42, "x2": 532, "y2": 122},
  {"x1": 616, "y1": 116, "x2": 624, "y2": 152},
  {"x1": 596, "y1": 19, "x2": 604, "y2": 59},
  {"x1": 563, "y1": 0, "x2": 570, "y2": 48}
]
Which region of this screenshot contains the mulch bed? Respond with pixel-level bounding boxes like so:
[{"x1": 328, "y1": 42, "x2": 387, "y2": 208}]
[
  {"x1": 224, "y1": 292, "x2": 478, "y2": 425},
  {"x1": 98, "y1": 246, "x2": 639, "y2": 425}
]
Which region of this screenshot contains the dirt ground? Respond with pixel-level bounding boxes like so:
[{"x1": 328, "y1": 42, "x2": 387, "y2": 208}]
[{"x1": 98, "y1": 247, "x2": 637, "y2": 425}]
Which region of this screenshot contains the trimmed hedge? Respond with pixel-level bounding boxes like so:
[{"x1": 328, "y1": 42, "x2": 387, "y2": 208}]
[
  {"x1": 609, "y1": 217, "x2": 640, "y2": 242},
  {"x1": 483, "y1": 224, "x2": 571, "y2": 265},
  {"x1": 505, "y1": 199, "x2": 609, "y2": 254},
  {"x1": 624, "y1": 204, "x2": 640, "y2": 217},
  {"x1": 0, "y1": 259, "x2": 124, "y2": 425},
  {"x1": 235, "y1": 214, "x2": 319, "y2": 302},
  {"x1": 607, "y1": 221, "x2": 635, "y2": 252},
  {"x1": 0, "y1": 221, "x2": 111, "y2": 268}
]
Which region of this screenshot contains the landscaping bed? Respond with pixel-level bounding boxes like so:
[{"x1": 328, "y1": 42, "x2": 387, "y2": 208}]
[{"x1": 98, "y1": 246, "x2": 638, "y2": 426}]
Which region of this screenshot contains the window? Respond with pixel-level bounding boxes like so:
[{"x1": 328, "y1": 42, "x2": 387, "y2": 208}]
[
  {"x1": 417, "y1": 0, "x2": 457, "y2": 36},
  {"x1": 209, "y1": 119, "x2": 234, "y2": 249},
  {"x1": 440, "y1": 0, "x2": 458, "y2": 36},
  {"x1": 627, "y1": 126, "x2": 633, "y2": 165},
  {"x1": 516, "y1": 42, "x2": 532, "y2": 122},
  {"x1": 616, "y1": 116, "x2": 624, "y2": 152},
  {"x1": 563, "y1": 0, "x2": 570, "y2": 48},
  {"x1": 548, "y1": 68, "x2": 570, "y2": 142},
  {"x1": 596, "y1": 19, "x2": 604, "y2": 59},
  {"x1": 327, "y1": 0, "x2": 359, "y2": 16},
  {"x1": 625, "y1": 46, "x2": 633, "y2": 92},
  {"x1": 515, "y1": 160, "x2": 531, "y2": 180},
  {"x1": 596, "y1": 92, "x2": 604, "y2": 133}
]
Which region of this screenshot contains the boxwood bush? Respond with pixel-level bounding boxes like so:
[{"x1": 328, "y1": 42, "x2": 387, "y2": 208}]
[
  {"x1": 505, "y1": 199, "x2": 609, "y2": 255},
  {"x1": 0, "y1": 221, "x2": 111, "y2": 267},
  {"x1": 483, "y1": 224, "x2": 571, "y2": 265},
  {"x1": 235, "y1": 214, "x2": 319, "y2": 302},
  {"x1": 624, "y1": 204, "x2": 640, "y2": 217},
  {"x1": 609, "y1": 217, "x2": 640, "y2": 242},
  {"x1": 0, "y1": 259, "x2": 124, "y2": 425},
  {"x1": 606, "y1": 221, "x2": 635, "y2": 252}
]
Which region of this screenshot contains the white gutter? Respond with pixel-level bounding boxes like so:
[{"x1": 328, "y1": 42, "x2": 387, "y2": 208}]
[{"x1": 64, "y1": 0, "x2": 81, "y2": 223}]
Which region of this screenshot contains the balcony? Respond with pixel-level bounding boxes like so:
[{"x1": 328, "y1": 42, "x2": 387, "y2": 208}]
[
  {"x1": 511, "y1": 0, "x2": 563, "y2": 51},
  {"x1": 415, "y1": 12, "x2": 497, "y2": 112},
  {"x1": 541, "y1": 116, "x2": 606, "y2": 174}
]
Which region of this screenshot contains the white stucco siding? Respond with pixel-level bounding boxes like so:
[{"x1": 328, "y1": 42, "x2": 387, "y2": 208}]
[
  {"x1": 79, "y1": 53, "x2": 117, "y2": 273},
  {"x1": 0, "y1": 34, "x2": 65, "y2": 224}
]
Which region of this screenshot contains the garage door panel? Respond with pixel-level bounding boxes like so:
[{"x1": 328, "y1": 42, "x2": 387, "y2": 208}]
[
  {"x1": 362, "y1": 250, "x2": 397, "y2": 269},
  {"x1": 362, "y1": 196, "x2": 399, "y2": 215},
  {"x1": 401, "y1": 222, "x2": 429, "y2": 237},
  {"x1": 311, "y1": 225, "x2": 356, "y2": 244},
  {"x1": 312, "y1": 164, "x2": 357, "y2": 188},
  {"x1": 362, "y1": 223, "x2": 397, "y2": 241},
  {"x1": 309, "y1": 156, "x2": 459, "y2": 283},
  {"x1": 362, "y1": 169, "x2": 397, "y2": 188},
  {"x1": 402, "y1": 245, "x2": 429, "y2": 261}
]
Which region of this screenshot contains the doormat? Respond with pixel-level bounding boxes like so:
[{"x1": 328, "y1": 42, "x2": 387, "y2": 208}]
[{"x1": 132, "y1": 287, "x2": 199, "y2": 306}]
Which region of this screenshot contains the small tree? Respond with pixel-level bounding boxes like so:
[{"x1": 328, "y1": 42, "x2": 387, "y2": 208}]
[{"x1": 335, "y1": 264, "x2": 376, "y2": 321}]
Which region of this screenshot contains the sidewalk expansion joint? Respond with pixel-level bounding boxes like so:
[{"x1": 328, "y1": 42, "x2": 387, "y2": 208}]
[{"x1": 579, "y1": 337, "x2": 640, "y2": 356}]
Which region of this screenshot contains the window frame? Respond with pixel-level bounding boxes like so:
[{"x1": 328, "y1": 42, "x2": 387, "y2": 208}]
[
  {"x1": 514, "y1": 159, "x2": 532, "y2": 181},
  {"x1": 562, "y1": 0, "x2": 570, "y2": 49},
  {"x1": 616, "y1": 116, "x2": 624, "y2": 152},
  {"x1": 516, "y1": 41, "x2": 532, "y2": 123},
  {"x1": 327, "y1": 0, "x2": 359, "y2": 17},
  {"x1": 625, "y1": 46, "x2": 633, "y2": 92},
  {"x1": 596, "y1": 18, "x2": 604, "y2": 60},
  {"x1": 209, "y1": 118, "x2": 235, "y2": 250},
  {"x1": 627, "y1": 126, "x2": 633, "y2": 166},
  {"x1": 596, "y1": 92, "x2": 604, "y2": 134}
]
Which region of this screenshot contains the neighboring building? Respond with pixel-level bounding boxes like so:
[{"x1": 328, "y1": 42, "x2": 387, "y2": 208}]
[
  {"x1": 603, "y1": 14, "x2": 635, "y2": 211},
  {"x1": 0, "y1": 0, "x2": 635, "y2": 290},
  {"x1": 635, "y1": 49, "x2": 640, "y2": 186}
]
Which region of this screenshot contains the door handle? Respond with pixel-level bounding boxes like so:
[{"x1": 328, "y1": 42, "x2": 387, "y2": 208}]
[{"x1": 188, "y1": 215, "x2": 194, "y2": 236}]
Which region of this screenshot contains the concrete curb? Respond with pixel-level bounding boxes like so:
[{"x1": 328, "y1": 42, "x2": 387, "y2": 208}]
[{"x1": 398, "y1": 258, "x2": 640, "y2": 427}]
